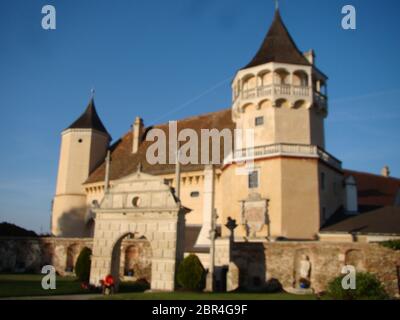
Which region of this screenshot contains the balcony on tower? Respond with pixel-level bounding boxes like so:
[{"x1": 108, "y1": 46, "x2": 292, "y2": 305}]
[{"x1": 232, "y1": 63, "x2": 328, "y2": 115}]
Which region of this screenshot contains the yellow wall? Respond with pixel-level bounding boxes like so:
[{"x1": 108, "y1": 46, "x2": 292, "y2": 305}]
[
  {"x1": 235, "y1": 103, "x2": 325, "y2": 150},
  {"x1": 279, "y1": 158, "x2": 320, "y2": 239},
  {"x1": 52, "y1": 129, "x2": 109, "y2": 236},
  {"x1": 219, "y1": 157, "x2": 327, "y2": 240}
]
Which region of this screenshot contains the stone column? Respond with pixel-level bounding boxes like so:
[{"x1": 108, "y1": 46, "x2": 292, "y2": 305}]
[
  {"x1": 195, "y1": 165, "x2": 215, "y2": 247},
  {"x1": 150, "y1": 230, "x2": 178, "y2": 292}
]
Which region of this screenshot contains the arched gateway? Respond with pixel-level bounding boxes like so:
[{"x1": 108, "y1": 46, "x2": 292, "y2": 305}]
[{"x1": 89, "y1": 170, "x2": 187, "y2": 291}]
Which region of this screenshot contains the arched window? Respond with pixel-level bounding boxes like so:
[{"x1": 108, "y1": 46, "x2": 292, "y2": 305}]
[
  {"x1": 293, "y1": 70, "x2": 309, "y2": 87},
  {"x1": 274, "y1": 69, "x2": 290, "y2": 85}
]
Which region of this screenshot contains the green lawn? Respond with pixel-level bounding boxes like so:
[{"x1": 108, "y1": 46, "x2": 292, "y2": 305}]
[
  {"x1": 0, "y1": 274, "x2": 316, "y2": 300},
  {"x1": 97, "y1": 292, "x2": 317, "y2": 300},
  {"x1": 0, "y1": 274, "x2": 87, "y2": 298}
]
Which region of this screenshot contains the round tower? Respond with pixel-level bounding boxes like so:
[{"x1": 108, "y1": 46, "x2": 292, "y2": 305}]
[
  {"x1": 52, "y1": 97, "x2": 111, "y2": 237},
  {"x1": 231, "y1": 9, "x2": 328, "y2": 150},
  {"x1": 220, "y1": 9, "x2": 343, "y2": 240}
]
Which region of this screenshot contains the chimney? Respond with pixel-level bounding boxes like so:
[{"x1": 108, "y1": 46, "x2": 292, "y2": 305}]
[
  {"x1": 132, "y1": 116, "x2": 144, "y2": 153},
  {"x1": 381, "y1": 165, "x2": 390, "y2": 177},
  {"x1": 304, "y1": 49, "x2": 315, "y2": 65}
]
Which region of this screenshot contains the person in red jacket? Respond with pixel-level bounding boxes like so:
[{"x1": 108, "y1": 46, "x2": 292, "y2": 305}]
[{"x1": 101, "y1": 274, "x2": 115, "y2": 295}]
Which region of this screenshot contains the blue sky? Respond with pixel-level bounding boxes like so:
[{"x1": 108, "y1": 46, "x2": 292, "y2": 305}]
[{"x1": 0, "y1": 0, "x2": 399, "y2": 233}]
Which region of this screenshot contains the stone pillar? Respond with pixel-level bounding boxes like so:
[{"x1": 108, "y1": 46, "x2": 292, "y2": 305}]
[
  {"x1": 205, "y1": 209, "x2": 218, "y2": 292},
  {"x1": 150, "y1": 231, "x2": 178, "y2": 292},
  {"x1": 215, "y1": 238, "x2": 231, "y2": 267},
  {"x1": 227, "y1": 262, "x2": 239, "y2": 292},
  {"x1": 195, "y1": 165, "x2": 215, "y2": 247},
  {"x1": 151, "y1": 258, "x2": 176, "y2": 291}
]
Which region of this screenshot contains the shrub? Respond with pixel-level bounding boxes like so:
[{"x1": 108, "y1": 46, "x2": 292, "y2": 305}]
[
  {"x1": 120, "y1": 278, "x2": 150, "y2": 293},
  {"x1": 75, "y1": 247, "x2": 92, "y2": 282},
  {"x1": 177, "y1": 254, "x2": 206, "y2": 291},
  {"x1": 380, "y1": 240, "x2": 400, "y2": 251},
  {"x1": 264, "y1": 278, "x2": 283, "y2": 293},
  {"x1": 327, "y1": 272, "x2": 388, "y2": 300}
]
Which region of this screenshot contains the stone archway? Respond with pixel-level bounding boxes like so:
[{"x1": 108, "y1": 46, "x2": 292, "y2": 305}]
[
  {"x1": 110, "y1": 234, "x2": 152, "y2": 287},
  {"x1": 41, "y1": 243, "x2": 55, "y2": 266},
  {"x1": 124, "y1": 244, "x2": 140, "y2": 277},
  {"x1": 121, "y1": 240, "x2": 151, "y2": 281},
  {"x1": 89, "y1": 171, "x2": 187, "y2": 292},
  {"x1": 65, "y1": 243, "x2": 79, "y2": 272}
]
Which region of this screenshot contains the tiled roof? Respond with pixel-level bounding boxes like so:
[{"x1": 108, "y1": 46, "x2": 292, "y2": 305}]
[
  {"x1": 322, "y1": 170, "x2": 400, "y2": 234},
  {"x1": 85, "y1": 108, "x2": 235, "y2": 184},
  {"x1": 321, "y1": 206, "x2": 400, "y2": 235},
  {"x1": 344, "y1": 169, "x2": 400, "y2": 212}
]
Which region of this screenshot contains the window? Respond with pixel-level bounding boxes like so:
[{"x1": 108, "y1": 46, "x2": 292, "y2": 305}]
[
  {"x1": 255, "y1": 116, "x2": 264, "y2": 126},
  {"x1": 190, "y1": 191, "x2": 200, "y2": 198},
  {"x1": 132, "y1": 196, "x2": 140, "y2": 207},
  {"x1": 320, "y1": 172, "x2": 325, "y2": 191},
  {"x1": 248, "y1": 170, "x2": 259, "y2": 189}
]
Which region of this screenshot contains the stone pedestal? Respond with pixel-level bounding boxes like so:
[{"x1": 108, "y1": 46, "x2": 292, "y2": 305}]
[{"x1": 227, "y1": 262, "x2": 239, "y2": 292}]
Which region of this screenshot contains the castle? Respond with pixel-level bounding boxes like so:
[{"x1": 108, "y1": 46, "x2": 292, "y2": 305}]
[{"x1": 2, "y1": 8, "x2": 399, "y2": 295}]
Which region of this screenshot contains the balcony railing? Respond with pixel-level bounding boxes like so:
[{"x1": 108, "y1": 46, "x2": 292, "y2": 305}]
[
  {"x1": 234, "y1": 84, "x2": 329, "y2": 109},
  {"x1": 236, "y1": 84, "x2": 311, "y2": 101},
  {"x1": 227, "y1": 143, "x2": 342, "y2": 170},
  {"x1": 314, "y1": 91, "x2": 328, "y2": 106}
]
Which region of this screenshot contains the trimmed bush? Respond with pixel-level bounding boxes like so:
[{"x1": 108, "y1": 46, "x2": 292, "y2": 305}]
[
  {"x1": 75, "y1": 247, "x2": 92, "y2": 282},
  {"x1": 120, "y1": 278, "x2": 150, "y2": 293},
  {"x1": 177, "y1": 254, "x2": 206, "y2": 291},
  {"x1": 327, "y1": 272, "x2": 388, "y2": 300},
  {"x1": 264, "y1": 278, "x2": 283, "y2": 293},
  {"x1": 380, "y1": 240, "x2": 400, "y2": 251}
]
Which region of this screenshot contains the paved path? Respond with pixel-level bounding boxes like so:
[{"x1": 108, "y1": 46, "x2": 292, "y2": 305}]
[{"x1": 1, "y1": 294, "x2": 101, "y2": 300}]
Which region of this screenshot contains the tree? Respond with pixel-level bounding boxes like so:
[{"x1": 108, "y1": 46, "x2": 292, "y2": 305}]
[
  {"x1": 177, "y1": 254, "x2": 206, "y2": 291},
  {"x1": 75, "y1": 247, "x2": 92, "y2": 282}
]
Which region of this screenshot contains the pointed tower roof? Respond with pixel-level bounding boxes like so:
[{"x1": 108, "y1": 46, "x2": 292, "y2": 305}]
[
  {"x1": 67, "y1": 98, "x2": 111, "y2": 138},
  {"x1": 243, "y1": 9, "x2": 310, "y2": 69}
]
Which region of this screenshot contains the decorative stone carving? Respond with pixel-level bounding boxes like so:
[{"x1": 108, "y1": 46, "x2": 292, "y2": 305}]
[
  {"x1": 299, "y1": 255, "x2": 311, "y2": 279},
  {"x1": 240, "y1": 193, "x2": 269, "y2": 238}
]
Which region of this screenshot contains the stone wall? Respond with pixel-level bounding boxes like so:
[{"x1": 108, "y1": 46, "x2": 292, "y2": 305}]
[
  {"x1": 2, "y1": 237, "x2": 399, "y2": 297},
  {"x1": 231, "y1": 241, "x2": 400, "y2": 297},
  {"x1": 0, "y1": 237, "x2": 151, "y2": 280}
]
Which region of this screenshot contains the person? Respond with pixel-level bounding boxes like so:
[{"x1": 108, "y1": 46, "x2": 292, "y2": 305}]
[{"x1": 101, "y1": 274, "x2": 115, "y2": 295}]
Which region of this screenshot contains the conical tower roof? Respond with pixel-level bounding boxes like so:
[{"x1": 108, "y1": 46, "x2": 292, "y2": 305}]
[{"x1": 67, "y1": 98, "x2": 111, "y2": 138}]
